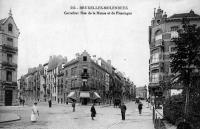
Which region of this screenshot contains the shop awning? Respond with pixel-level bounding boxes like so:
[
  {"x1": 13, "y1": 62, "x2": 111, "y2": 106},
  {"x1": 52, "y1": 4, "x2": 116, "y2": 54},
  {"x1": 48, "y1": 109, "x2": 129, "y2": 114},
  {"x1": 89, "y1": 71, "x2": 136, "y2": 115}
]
[
  {"x1": 80, "y1": 92, "x2": 90, "y2": 98},
  {"x1": 93, "y1": 92, "x2": 101, "y2": 99},
  {"x1": 67, "y1": 92, "x2": 77, "y2": 99}
]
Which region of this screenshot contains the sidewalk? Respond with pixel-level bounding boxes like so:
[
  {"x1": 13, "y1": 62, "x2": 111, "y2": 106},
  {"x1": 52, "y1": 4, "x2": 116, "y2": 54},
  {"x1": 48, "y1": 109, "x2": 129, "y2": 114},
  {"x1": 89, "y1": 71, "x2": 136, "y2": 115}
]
[
  {"x1": 108, "y1": 101, "x2": 155, "y2": 129},
  {"x1": 0, "y1": 105, "x2": 24, "y2": 123},
  {"x1": 0, "y1": 112, "x2": 20, "y2": 123}
]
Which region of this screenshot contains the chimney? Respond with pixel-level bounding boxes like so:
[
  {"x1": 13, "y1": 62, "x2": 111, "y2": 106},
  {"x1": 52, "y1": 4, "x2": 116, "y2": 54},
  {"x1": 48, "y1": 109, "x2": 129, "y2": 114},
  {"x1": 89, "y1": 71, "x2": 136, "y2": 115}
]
[
  {"x1": 107, "y1": 60, "x2": 111, "y2": 65},
  {"x1": 154, "y1": 8, "x2": 156, "y2": 18},
  {"x1": 75, "y1": 53, "x2": 80, "y2": 58},
  {"x1": 92, "y1": 55, "x2": 97, "y2": 62}
]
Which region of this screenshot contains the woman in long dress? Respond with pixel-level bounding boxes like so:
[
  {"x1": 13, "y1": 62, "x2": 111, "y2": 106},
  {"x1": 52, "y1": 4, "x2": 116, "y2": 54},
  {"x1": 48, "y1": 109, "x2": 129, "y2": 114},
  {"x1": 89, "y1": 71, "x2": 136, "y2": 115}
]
[{"x1": 31, "y1": 102, "x2": 39, "y2": 122}]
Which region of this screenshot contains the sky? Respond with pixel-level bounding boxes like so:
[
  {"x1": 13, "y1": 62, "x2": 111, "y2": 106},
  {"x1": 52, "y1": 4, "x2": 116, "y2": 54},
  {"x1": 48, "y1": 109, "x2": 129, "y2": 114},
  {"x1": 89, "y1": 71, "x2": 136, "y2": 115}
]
[{"x1": 0, "y1": 0, "x2": 200, "y2": 86}]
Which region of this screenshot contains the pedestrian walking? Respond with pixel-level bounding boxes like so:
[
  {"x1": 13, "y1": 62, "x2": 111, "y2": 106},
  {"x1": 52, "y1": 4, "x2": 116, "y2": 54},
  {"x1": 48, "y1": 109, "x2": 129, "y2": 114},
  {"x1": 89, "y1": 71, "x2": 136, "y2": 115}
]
[
  {"x1": 48, "y1": 99, "x2": 52, "y2": 108},
  {"x1": 72, "y1": 101, "x2": 76, "y2": 112},
  {"x1": 90, "y1": 104, "x2": 96, "y2": 120},
  {"x1": 22, "y1": 99, "x2": 25, "y2": 106},
  {"x1": 31, "y1": 102, "x2": 39, "y2": 122},
  {"x1": 138, "y1": 101, "x2": 143, "y2": 115},
  {"x1": 120, "y1": 102, "x2": 127, "y2": 120}
]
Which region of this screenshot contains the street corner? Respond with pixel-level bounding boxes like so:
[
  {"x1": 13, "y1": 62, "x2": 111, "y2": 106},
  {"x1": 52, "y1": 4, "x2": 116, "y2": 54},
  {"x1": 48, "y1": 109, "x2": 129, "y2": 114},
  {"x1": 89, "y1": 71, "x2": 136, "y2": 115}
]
[{"x1": 0, "y1": 113, "x2": 21, "y2": 123}]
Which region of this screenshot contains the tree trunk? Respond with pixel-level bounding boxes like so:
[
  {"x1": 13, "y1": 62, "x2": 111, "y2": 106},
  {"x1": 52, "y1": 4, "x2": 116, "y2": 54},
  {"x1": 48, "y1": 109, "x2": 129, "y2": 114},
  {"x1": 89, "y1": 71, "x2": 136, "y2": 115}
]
[{"x1": 184, "y1": 85, "x2": 190, "y2": 121}]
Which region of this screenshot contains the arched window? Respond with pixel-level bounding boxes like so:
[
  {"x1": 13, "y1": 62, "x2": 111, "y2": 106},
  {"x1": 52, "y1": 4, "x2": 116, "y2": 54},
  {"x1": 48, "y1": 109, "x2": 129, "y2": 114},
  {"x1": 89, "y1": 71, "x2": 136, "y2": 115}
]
[
  {"x1": 155, "y1": 29, "x2": 162, "y2": 41},
  {"x1": 8, "y1": 24, "x2": 13, "y2": 32}
]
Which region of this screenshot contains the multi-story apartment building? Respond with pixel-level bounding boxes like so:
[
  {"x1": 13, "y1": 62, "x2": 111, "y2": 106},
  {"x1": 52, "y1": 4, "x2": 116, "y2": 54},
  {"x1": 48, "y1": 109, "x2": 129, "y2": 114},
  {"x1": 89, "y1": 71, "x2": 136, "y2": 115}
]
[
  {"x1": 0, "y1": 10, "x2": 19, "y2": 106},
  {"x1": 148, "y1": 7, "x2": 200, "y2": 99},
  {"x1": 136, "y1": 86, "x2": 147, "y2": 99},
  {"x1": 19, "y1": 65, "x2": 46, "y2": 103},
  {"x1": 63, "y1": 51, "x2": 112, "y2": 104},
  {"x1": 42, "y1": 63, "x2": 48, "y2": 101},
  {"x1": 46, "y1": 55, "x2": 67, "y2": 102},
  {"x1": 57, "y1": 63, "x2": 65, "y2": 103}
]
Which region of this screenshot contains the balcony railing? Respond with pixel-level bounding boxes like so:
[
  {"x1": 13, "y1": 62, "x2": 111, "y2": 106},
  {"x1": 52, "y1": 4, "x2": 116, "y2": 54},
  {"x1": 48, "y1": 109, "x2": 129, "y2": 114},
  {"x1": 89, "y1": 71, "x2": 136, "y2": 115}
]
[
  {"x1": 150, "y1": 40, "x2": 164, "y2": 49},
  {"x1": 81, "y1": 72, "x2": 89, "y2": 79},
  {"x1": 1, "y1": 61, "x2": 17, "y2": 68},
  {"x1": 1, "y1": 81, "x2": 17, "y2": 87},
  {"x1": 1, "y1": 44, "x2": 18, "y2": 52}
]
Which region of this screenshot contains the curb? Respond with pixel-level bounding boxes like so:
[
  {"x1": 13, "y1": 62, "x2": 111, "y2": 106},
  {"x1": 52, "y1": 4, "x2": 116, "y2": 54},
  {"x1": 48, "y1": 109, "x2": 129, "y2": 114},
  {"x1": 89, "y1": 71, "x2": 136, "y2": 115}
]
[{"x1": 0, "y1": 114, "x2": 21, "y2": 123}]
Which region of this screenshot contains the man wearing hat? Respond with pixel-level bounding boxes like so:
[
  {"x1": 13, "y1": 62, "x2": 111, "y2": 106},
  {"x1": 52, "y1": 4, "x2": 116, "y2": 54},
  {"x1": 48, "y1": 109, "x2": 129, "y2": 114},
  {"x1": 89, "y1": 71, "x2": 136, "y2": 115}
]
[{"x1": 120, "y1": 102, "x2": 127, "y2": 120}]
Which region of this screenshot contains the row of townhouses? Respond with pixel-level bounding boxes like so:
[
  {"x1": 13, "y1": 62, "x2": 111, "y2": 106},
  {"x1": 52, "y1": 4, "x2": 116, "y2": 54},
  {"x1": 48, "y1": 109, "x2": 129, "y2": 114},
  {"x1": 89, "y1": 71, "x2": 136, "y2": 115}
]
[
  {"x1": 148, "y1": 7, "x2": 200, "y2": 103},
  {"x1": 19, "y1": 51, "x2": 136, "y2": 105}
]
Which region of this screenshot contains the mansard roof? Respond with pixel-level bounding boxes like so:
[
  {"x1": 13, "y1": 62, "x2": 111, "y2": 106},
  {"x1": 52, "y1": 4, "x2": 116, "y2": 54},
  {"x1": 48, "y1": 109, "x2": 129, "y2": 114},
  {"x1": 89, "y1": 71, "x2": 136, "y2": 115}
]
[{"x1": 169, "y1": 10, "x2": 200, "y2": 18}]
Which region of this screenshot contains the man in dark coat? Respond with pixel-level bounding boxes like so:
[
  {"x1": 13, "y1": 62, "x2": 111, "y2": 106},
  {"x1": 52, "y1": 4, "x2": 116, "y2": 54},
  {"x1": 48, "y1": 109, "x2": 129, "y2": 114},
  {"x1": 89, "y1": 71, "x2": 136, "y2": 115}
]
[
  {"x1": 120, "y1": 102, "x2": 127, "y2": 120},
  {"x1": 138, "y1": 101, "x2": 143, "y2": 115},
  {"x1": 48, "y1": 99, "x2": 52, "y2": 108},
  {"x1": 72, "y1": 101, "x2": 76, "y2": 112},
  {"x1": 91, "y1": 104, "x2": 96, "y2": 120}
]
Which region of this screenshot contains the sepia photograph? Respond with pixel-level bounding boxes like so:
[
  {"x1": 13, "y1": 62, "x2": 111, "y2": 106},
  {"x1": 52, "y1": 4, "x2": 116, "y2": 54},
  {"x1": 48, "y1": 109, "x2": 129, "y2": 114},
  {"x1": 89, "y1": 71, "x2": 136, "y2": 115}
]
[{"x1": 0, "y1": 0, "x2": 200, "y2": 129}]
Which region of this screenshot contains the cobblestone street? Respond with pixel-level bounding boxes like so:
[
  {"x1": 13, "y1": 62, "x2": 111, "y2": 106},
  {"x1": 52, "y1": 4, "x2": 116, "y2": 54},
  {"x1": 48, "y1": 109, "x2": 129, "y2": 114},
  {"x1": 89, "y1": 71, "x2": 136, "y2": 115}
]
[{"x1": 0, "y1": 101, "x2": 154, "y2": 129}]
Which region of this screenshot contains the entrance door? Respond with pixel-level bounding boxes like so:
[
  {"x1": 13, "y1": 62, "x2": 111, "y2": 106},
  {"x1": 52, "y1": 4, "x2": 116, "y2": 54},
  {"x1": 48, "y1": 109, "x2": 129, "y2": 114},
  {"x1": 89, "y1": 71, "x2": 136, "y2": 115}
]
[
  {"x1": 5, "y1": 90, "x2": 13, "y2": 106},
  {"x1": 82, "y1": 98, "x2": 88, "y2": 105}
]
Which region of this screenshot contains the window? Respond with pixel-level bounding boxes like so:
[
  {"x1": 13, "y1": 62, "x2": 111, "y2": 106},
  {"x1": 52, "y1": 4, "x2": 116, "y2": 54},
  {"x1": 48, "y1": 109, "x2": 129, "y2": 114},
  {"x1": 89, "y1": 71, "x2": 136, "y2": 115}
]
[
  {"x1": 7, "y1": 37, "x2": 13, "y2": 42},
  {"x1": 58, "y1": 79, "x2": 60, "y2": 85},
  {"x1": 71, "y1": 67, "x2": 77, "y2": 76},
  {"x1": 8, "y1": 24, "x2": 13, "y2": 32},
  {"x1": 155, "y1": 34, "x2": 162, "y2": 41},
  {"x1": 65, "y1": 70, "x2": 68, "y2": 76},
  {"x1": 6, "y1": 71, "x2": 12, "y2": 81},
  {"x1": 83, "y1": 56, "x2": 87, "y2": 61},
  {"x1": 169, "y1": 67, "x2": 172, "y2": 74},
  {"x1": 171, "y1": 26, "x2": 179, "y2": 31},
  {"x1": 71, "y1": 80, "x2": 75, "y2": 88},
  {"x1": 83, "y1": 68, "x2": 87, "y2": 73},
  {"x1": 171, "y1": 31, "x2": 178, "y2": 38},
  {"x1": 7, "y1": 54, "x2": 12, "y2": 63},
  {"x1": 151, "y1": 53, "x2": 159, "y2": 63},
  {"x1": 157, "y1": 20, "x2": 161, "y2": 24},
  {"x1": 151, "y1": 73, "x2": 159, "y2": 83},
  {"x1": 169, "y1": 46, "x2": 176, "y2": 53}
]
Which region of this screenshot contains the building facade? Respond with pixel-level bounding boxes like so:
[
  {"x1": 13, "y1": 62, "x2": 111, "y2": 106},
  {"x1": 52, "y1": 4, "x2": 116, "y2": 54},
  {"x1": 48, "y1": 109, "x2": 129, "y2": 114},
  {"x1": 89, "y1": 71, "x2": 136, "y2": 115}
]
[
  {"x1": 63, "y1": 51, "x2": 111, "y2": 104},
  {"x1": 19, "y1": 51, "x2": 135, "y2": 105},
  {"x1": 46, "y1": 55, "x2": 67, "y2": 102},
  {"x1": 136, "y1": 86, "x2": 147, "y2": 99},
  {"x1": 0, "y1": 10, "x2": 19, "y2": 106},
  {"x1": 148, "y1": 7, "x2": 200, "y2": 100}
]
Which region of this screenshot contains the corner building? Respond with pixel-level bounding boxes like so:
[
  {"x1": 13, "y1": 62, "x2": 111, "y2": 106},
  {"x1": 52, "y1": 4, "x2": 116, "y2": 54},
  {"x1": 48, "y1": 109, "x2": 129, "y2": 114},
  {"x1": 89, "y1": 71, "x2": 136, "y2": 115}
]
[
  {"x1": 148, "y1": 7, "x2": 200, "y2": 99},
  {"x1": 0, "y1": 11, "x2": 19, "y2": 106},
  {"x1": 63, "y1": 51, "x2": 111, "y2": 104}
]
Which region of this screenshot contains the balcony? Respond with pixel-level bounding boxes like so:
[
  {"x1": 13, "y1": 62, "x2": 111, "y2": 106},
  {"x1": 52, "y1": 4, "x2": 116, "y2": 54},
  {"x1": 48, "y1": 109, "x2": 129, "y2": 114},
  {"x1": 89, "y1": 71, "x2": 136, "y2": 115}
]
[
  {"x1": 1, "y1": 43, "x2": 18, "y2": 53},
  {"x1": 150, "y1": 53, "x2": 164, "y2": 71},
  {"x1": 150, "y1": 40, "x2": 164, "y2": 50},
  {"x1": 1, "y1": 81, "x2": 17, "y2": 88},
  {"x1": 81, "y1": 72, "x2": 89, "y2": 79},
  {"x1": 1, "y1": 61, "x2": 17, "y2": 69},
  {"x1": 57, "y1": 72, "x2": 64, "y2": 77}
]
